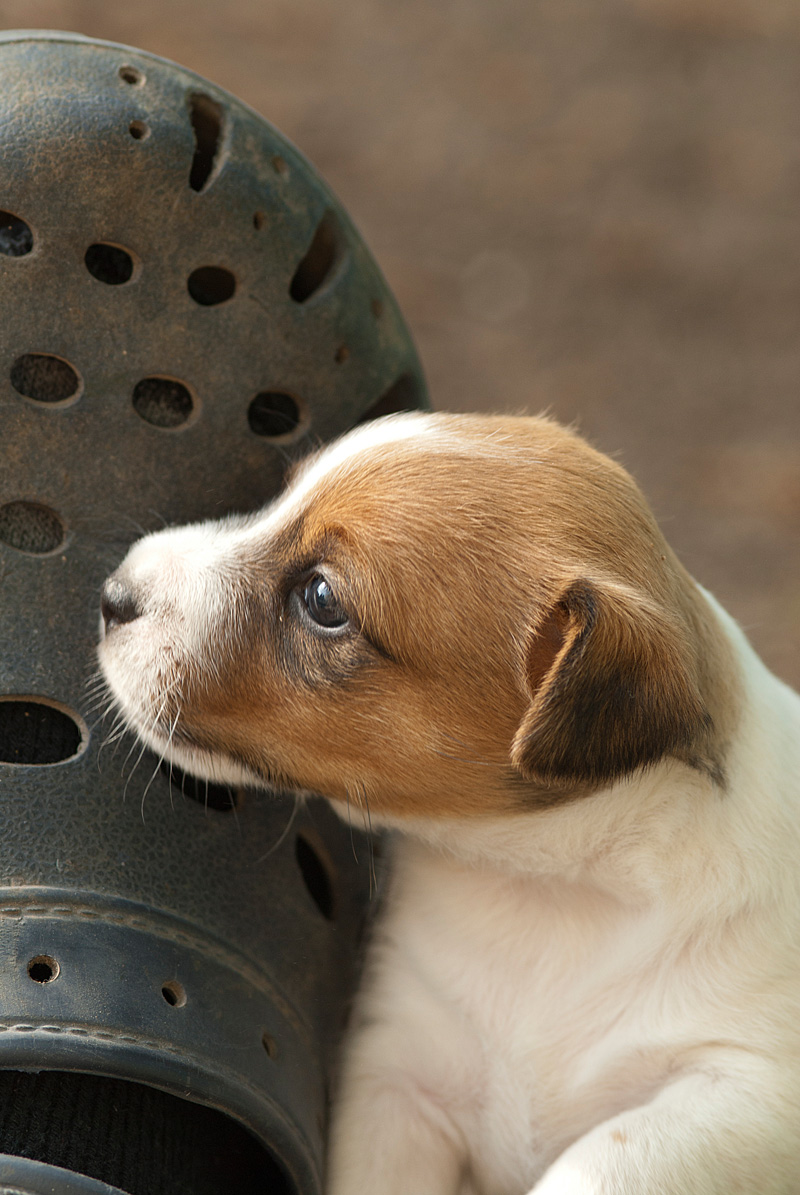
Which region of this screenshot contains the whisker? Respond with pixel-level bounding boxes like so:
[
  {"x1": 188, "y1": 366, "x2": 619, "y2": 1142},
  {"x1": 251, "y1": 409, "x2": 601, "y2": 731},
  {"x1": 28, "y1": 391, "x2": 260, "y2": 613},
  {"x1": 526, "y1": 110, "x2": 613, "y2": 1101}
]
[
  {"x1": 163, "y1": 710, "x2": 184, "y2": 815},
  {"x1": 82, "y1": 669, "x2": 108, "y2": 692},
  {"x1": 139, "y1": 703, "x2": 183, "y2": 821},
  {"x1": 352, "y1": 782, "x2": 378, "y2": 898},
  {"x1": 166, "y1": 756, "x2": 175, "y2": 813},
  {"x1": 147, "y1": 509, "x2": 169, "y2": 531},
  {"x1": 122, "y1": 689, "x2": 172, "y2": 802},
  {"x1": 97, "y1": 713, "x2": 129, "y2": 762},
  {"x1": 345, "y1": 786, "x2": 359, "y2": 865},
  {"x1": 102, "y1": 713, "x2": 128, "y2": 743},
  {"x1": 141, "y1": 761, "x2": 159, "y2": 822},
  {"x1": 84, "y1": 693, "x2": 113, "y2": 723},
  {"x1": 109, "y1": 721, "x2": 137, "y2": 763},
  {"x1": 84, "y1": 701, "x2": 112, "y2": 721},
  {"x1": 228, "y1": 784, "x2": 242, "y2": 835},
  {"x1": 358, "y1": 781, "x2": 377, "y2": 898},
  {"x1": 123, "y1": 735, "x2": 151, "y2": 804},
  {"x1": 82, "y1": 675, "x2": 117, "y2": 720},
  {"x1": 257, "y1": 793, "x2": 303, "y2": 863}
]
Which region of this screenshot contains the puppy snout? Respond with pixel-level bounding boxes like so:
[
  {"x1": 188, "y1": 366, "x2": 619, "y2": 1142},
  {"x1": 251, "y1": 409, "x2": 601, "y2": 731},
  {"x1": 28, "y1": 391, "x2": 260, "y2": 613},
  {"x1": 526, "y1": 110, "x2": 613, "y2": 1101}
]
[{"x1": 101, "y1": 574, "x2": 142, "y2": 632}]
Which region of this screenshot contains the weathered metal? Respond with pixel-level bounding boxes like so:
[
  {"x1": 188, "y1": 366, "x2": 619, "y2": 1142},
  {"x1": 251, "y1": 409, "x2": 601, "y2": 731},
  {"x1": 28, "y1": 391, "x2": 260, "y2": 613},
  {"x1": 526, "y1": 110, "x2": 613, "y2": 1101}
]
[{"x1": 0, "y1": 29, "x2": 427, "y2": 1195}]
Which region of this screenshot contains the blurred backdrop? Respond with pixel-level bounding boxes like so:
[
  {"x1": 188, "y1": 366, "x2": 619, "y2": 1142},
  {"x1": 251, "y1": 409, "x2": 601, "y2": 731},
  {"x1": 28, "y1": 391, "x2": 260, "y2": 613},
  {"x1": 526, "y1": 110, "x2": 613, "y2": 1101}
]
[{"x1": 1, "y1": 0, "x2": 798, "y2": 686}]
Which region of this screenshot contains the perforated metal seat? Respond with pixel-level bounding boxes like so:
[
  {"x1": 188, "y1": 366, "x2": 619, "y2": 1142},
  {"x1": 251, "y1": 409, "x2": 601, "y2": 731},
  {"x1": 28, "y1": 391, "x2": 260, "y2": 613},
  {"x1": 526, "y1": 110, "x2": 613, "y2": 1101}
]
[{"x1": 0, "y1": 29, "x2": 427, "y2": 1195}]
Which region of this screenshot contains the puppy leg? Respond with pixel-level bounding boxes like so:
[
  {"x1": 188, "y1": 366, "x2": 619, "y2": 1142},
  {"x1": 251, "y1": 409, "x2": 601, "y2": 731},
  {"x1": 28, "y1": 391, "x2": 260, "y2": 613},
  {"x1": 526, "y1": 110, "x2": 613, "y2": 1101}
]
[
  {"x1": 326, "y1": 1074, "x2": 465, "y2": 1195},
  {"x1": 327, "y1": 852, "x2": 474, "y2": 1195},
  {"x1": 531, "y1": 1060, "x2": 797, "y2": 1195}
]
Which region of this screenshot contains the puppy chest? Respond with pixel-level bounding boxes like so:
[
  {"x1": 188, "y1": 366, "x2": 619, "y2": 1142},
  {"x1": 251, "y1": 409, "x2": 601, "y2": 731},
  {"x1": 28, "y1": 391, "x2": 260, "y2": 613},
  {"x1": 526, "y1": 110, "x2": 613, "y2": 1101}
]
[
  {"x1": 372, "y1": 855, "x2": 676, "y2": 1184},
  {"x1": 458, "y1": 957, "x2": 669, "y2": 1186}
]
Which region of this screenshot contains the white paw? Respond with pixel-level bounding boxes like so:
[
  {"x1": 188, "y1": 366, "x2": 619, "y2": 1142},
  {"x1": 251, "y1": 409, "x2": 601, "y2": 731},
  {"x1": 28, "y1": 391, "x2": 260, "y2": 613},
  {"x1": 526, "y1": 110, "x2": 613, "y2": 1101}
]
[{"x1": 531, "y1": 1159, "x2": 605, "y2": 1195}]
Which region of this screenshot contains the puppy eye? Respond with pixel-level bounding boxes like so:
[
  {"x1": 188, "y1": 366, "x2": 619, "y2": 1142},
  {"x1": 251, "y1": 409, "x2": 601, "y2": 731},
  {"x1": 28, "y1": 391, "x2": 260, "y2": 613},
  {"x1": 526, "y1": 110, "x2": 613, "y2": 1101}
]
[{"x1": 302, "y1": 574, "x2": 349, "y2": 630}]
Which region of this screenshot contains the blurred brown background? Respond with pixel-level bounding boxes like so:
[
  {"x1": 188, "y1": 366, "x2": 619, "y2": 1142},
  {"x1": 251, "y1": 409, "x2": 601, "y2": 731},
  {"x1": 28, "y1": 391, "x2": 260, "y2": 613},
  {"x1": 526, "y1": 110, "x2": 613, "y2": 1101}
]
[{"x1": 1, "y1": 0, "x2": 798, "y2": 686}]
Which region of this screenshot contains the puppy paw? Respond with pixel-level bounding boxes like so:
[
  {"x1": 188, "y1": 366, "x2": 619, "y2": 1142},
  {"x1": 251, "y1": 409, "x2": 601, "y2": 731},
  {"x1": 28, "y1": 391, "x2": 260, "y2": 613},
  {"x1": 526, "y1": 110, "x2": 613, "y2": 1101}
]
[{"x1": 530, "y1": 1161, "x2": 604, "y2": 1195}]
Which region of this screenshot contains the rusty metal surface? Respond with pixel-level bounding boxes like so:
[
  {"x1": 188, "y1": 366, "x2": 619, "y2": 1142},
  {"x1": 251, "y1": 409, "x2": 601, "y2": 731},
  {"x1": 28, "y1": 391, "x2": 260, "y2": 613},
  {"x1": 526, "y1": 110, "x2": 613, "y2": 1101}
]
[{"x1": 0, "y1": 29, "x2": 427, "y2": 1195}]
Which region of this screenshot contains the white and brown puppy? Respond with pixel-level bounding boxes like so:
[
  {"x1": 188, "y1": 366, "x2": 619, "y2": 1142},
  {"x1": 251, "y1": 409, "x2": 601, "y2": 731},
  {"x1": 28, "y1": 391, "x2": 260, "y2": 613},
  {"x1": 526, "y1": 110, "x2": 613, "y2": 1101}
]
[{"x1": 99, "y1": 413, "x2": 800, "y2": 1195}]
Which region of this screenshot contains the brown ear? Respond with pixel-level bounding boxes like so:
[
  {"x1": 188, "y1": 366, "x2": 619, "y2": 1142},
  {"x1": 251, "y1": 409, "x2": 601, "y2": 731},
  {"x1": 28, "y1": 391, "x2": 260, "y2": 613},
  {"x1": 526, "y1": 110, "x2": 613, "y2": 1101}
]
[{"x1": 510, "y1": 579, "x2": 711, "y2": 788}]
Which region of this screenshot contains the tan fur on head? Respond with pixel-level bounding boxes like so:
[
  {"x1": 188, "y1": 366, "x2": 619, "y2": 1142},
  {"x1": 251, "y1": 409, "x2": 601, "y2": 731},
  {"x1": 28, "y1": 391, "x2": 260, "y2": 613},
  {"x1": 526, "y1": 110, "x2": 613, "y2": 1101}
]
[{"x1": 98, "y1": 412, "x2": 736, "y2": 820}]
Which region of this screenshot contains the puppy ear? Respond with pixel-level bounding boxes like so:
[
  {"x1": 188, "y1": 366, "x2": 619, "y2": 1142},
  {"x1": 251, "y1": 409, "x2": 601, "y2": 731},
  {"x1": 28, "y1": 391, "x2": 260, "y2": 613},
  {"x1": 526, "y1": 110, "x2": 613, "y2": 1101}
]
[{"x1": 510, "y1": 579, "x2": 710, "y2": 788}]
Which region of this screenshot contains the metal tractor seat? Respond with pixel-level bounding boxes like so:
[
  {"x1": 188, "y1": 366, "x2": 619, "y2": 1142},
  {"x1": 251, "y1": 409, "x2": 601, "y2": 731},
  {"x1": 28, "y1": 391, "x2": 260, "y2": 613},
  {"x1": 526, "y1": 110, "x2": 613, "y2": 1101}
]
[{"x1": 0, "y1": 29, "x2": 427, "y2": 1195}]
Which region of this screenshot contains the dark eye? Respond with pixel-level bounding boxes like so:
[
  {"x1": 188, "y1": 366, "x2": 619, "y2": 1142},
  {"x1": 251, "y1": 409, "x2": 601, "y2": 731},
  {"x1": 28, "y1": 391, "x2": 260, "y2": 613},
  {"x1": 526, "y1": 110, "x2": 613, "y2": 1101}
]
[{"x1": 302, "y1": 574, "x2": 349, "y2": 629}]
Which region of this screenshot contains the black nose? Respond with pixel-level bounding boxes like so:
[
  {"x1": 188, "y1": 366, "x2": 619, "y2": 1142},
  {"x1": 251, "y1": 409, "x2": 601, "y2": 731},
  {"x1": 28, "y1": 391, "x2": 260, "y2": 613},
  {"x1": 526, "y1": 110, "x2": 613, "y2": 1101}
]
[{"x1": 101, "y1": 575, "x2": 142, "y2": 632}]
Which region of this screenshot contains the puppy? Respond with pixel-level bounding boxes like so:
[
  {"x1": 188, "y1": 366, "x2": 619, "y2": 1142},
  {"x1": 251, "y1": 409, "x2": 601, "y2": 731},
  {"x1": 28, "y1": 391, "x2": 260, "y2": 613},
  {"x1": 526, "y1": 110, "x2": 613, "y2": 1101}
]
[{"x1": 99, "y1": 412, "x2": 800, "y2": 1194}]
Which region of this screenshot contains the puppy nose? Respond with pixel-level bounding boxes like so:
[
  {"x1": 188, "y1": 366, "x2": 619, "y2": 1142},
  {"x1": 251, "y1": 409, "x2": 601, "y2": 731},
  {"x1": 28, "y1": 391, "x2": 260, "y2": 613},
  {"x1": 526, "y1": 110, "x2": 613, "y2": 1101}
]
[{"x1": 101, "y1": 575, "x2": 142, "y2": 632}]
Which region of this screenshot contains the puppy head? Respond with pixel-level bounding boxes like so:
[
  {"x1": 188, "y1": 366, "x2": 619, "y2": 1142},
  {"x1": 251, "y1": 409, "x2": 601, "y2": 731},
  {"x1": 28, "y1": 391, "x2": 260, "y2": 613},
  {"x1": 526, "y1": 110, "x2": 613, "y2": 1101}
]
[{"x1": 98, "y1": 412, "x2": 725, "y2": 820}]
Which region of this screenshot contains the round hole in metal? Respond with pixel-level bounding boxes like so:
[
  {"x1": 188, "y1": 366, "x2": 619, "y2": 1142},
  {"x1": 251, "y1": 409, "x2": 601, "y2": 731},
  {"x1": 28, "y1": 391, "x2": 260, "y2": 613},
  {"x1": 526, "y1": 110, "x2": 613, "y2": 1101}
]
[
  {"x1": 128, "y1": 119, "x2": 150, "y2": 141},
  {"x1": 10, "y1": 353, "x2": 81, "y2": 404},
  {"x1": 28, "y1": 955, "x2": 60, "y2": 984},
  {"x1": 295, "y1": 834, "x2": 336, "y2": 921},
  {"x1": 161, "y1": 980, "x2": 187, "y2": 1008},
  {"x1": 0, "y1": 699, "x2": 86, "y2": 765},
  {"x1": 0, "y1": 209, "x2": 33, "y2": 256},
  {"x1": 159, "y1": 760, "x2": 239, "y2": 812},
  {"x1": 85, "y1": 242, "x2": 135, "y2": 285},
  {"x1": 132, "y1": 376, "x2": 194, "y2": 429},
  {"x1": 187, "y1": 265, "x2": 236, "y2": 306},
  {"x1": 248, "y1": 391, "x2": 301, "y2": 438},
  {"x1": 119, "y1": 64, "x2": 144, "y2": 85},
  {"x1": 0, "y1": 501, "x2": 66, "y2": 555}
]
